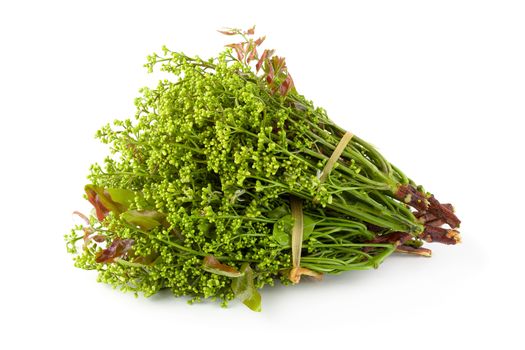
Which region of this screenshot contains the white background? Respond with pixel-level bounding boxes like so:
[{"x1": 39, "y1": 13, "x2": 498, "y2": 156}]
[{"x1": 1, "y1": 0, "x2": 524, "y2": 349}]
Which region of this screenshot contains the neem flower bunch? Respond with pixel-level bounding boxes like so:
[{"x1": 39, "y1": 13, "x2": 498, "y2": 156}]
[{"x1": 66, "y1": 27, "x2": 460, "y2": 311}]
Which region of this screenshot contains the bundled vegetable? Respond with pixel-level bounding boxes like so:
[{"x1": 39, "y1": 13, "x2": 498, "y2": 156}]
[{"x1": 66, "y1": 27, "x2": 460, "y2": 311}]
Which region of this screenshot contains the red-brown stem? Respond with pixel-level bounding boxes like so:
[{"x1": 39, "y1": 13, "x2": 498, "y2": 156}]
[
  {"x1": 427, "y1": 195, "x2": 461, "y2": 229},
  {"x1": 371, "y1": 231, "x2": 413, "y2": 245},
  {"x1": 421, "y1": 225, "x2": 461, "y2": 245},
  {"x1": 395, "y1": 184, "x2": 429, "y2": 212},
  {"x1": 396, "y1": 245, "x2": 432, "y2": 257},
  {"x1": 396, "y1": 185, "x2": 461, "y2": 229},
  {"x1": 414, "y1": 211, "x2": 437, "y2": 222},
  {"x1": 425, "y1": 218, "x2": 446, "y2": 227}
]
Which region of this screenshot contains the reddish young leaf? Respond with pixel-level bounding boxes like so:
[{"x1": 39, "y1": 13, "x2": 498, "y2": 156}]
[
  {"x1": 85, "y1": 185, "x2": 137, "y2": 222},
  {"x1": 287, "y1": 74, "x2": 295, "y2": 93},
  {"x1": 247, "y1": 45, "x2": 258, "y2": 63},
  {"x1": 91, "y1": 235, "x2": 106, "y2": 243},
  {"x1": 95, "y1": 238, "x2": 134, "y2": 264},
  {"x1": 266, "y1": 62, "x2": 275, "y2": 84},
  {"x1": 226, "y1": 42, "x2": 240, "y2": 49},
  {"x1": 256, "y1": 49, "x2": 273, "y2": 72},
  {"x1": 226, "y1": 43, "x2": 245, "y2": 61},
  {"x1": 271, "y1": 56, "x2": 286, "y2": 75},
  {"x1": 254, "y1": 36, "x2": 266, "y2": 47},
  {"x1": 202, "y1": 255, "x2": 243, "y2": 277},
  {"x1": 83, "y1": 229, "x2": 106, "y2": 250},
  {"x1": 73, "y1": 211, "x2": 90, "y2": 225},
  {"x1": 217, "y1": 28, "x2": 238, "y2": 36},
  {"x1": 243, "y1": 42, "x2": 253, "y2": 63},
  {"x1": 256, "y1": 56, "x2": 264, "y2": 72},
  {"x1": 82, "y1": 227, "x2": 94, "y2": 236},
  {"x1": 85, "y1": 186, "x2": 110, "y2": 221},
  {"x1": 279, "y1": 74, "x2": 295, "y2": 96},
  {"x1": 244, "y1": 26, "x2": 255, "y2": 35},
  {"x1": 82, "y1": 227, "x2": 94, "y2": 250}
]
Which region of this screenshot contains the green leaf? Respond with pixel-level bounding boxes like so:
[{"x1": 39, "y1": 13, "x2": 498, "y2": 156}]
[
  {"x1": 85, "y1": 185, "x2": 138, "y2": 220},
  {"x1": 272, "y1": 214, "x2": 316, "y2": 246},
  {"x1": 106, "y1": 188, "x2": 136, "y2": 210},
  {"x1": 302, "y1": 214, "x2": 317, "y2": 240},
  {"x1": 96, "y1": 188, "x2": 120, "y2": 214},
  {"x1": 202, "y1": 256, "x2": 243, "y2": 278},
  {"x1": 121, "y1": 210, "x2": 164, "y2": 231},
  {"x1": 267, "y1": 204, "x2": 289, "y2": 219},
  {"x1": 231, "y1": 263, "x2": 261, "y2": 312},
  {"x1": 85, "y1": 184, "x2": 120, "y2": 219},
  {"x1": 198, "y1": 221, "x2": 211, "y2": 234},
  {"x1": 272, "y1": 214, "x2": 294, "y2": 246}
]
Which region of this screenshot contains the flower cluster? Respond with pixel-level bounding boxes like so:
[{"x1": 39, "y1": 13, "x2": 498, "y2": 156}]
[{"x1": 66, "y1": 29, "x2": 460, "y2": 311}]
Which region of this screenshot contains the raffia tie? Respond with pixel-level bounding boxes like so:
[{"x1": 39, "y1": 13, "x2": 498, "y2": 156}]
[{"x1": 289, "y1": 131, "x2": 353, "y2": 283}]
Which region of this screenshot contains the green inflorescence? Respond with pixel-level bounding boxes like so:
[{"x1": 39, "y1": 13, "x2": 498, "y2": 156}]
[{"x1": 66, "y1": 28, "x2": 460, "y2": 311}]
